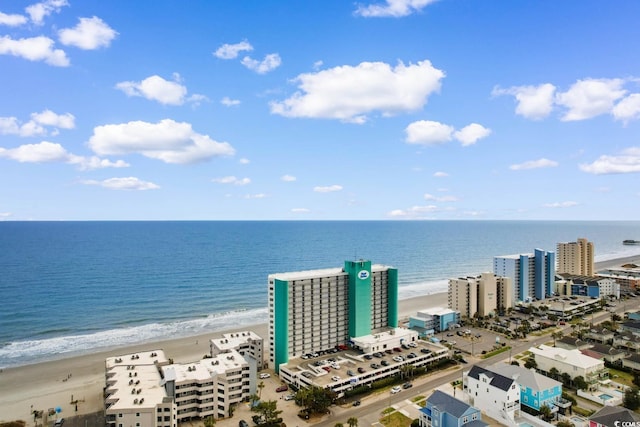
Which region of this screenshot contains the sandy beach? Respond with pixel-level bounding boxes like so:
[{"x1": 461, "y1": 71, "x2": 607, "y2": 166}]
[{"x1": 1, "y1": 254, "x2": 638, "y2": 423}]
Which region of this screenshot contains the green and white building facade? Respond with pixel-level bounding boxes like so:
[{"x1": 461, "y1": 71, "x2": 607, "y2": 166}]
[{"x1": 267, "y1": 260, "x2": 398, "y2": 372}]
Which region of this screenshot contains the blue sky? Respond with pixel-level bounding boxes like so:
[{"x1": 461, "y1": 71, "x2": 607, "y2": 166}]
[{"x1": 1, "y1": 0, "x2": 640, "y2": 220}]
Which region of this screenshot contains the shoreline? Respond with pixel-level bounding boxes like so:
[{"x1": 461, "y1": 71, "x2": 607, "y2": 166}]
[{"x1": 1, "y1": 254, "x2": 639, "y2": 422}]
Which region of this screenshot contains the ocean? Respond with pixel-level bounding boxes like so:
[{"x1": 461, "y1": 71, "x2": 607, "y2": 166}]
[{"x1": 1, "y1": 220, "x2": 639, "y2": 368}]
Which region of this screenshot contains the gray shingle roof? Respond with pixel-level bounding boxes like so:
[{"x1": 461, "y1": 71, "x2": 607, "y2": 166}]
[
  {"x1": 426, "y1": 390, "x2": 474, "y2": 418},
  {"x1": 467, "y1": 365, "x2": 515, "y2": 392},
  {"x1": 590, "y1": 405, "x2": 640, "y2": 426},
  {"x1": 489, "y1": 363, "x2": 561, "y2": 392}
]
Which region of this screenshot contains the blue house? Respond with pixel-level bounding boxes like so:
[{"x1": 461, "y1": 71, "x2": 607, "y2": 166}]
[
  {"x1": 419, "y1": 390, "x2": 487, "y2": 427},
  {"x1": 489, "y1": 364, "x2": 570, "y2": 414}
]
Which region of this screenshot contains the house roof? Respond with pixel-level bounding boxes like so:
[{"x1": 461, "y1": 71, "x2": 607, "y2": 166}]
[
  {"x1": 626, "y1": 353, "x2": 640, "y2": 363},
  {"x1": 489, "y1": 363, "x2": 561, "y2": 392},
  {"x1": 590, "y1": 405, "x2": 640, "y2": 426},
  {"x1": 622, "y1": 320, "x2": 640, "y2": 330},
  {"x1": 467, "y1": 365, "x2": 515, "y2": 392},
  {"x1": 580, "y1": 349, "x2": 604, "y2": 360},
  {"x1": 589, "y1": 343, "x2": 625, "y2": 356},
  {"x1": 424, "y1": 390, "x2": 477, "y2": 418},
  {"x1": 558, "y1": 336, "x2": 589, "y2": 347},
  {"x1": 529, "y1": 344, "x2": 605, "y2": 369}
]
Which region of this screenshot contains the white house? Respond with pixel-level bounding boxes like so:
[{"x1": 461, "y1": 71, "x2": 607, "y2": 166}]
[
  {"x1": 528, "y1": 344, "x2": 607, "y2": 390},
  {"x1": 463, "y1": 365, "x2": 521, "y2": 426}
]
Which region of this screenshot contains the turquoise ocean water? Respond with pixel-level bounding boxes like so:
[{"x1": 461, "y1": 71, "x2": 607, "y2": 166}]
[{"x1": 1, "y1": 220, "x2": 639, "y2": 368}]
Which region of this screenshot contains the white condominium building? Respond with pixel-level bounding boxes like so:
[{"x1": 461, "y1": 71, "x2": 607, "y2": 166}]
[
  {"x1": 268, "y1": 259, "x2": 398, "y2": 371},
  {"x1": 210, "y1": 330, "x2": 264, "y2": 370},
  {"x1": 557, "y1": 238, "x2": 595, "y2": 276},
  {"x1": 105, "y1": 350, "x2": 177, "y2": 427},
  {"x1": 448, "y1": 272, "x2": 512, "y2": 318}
]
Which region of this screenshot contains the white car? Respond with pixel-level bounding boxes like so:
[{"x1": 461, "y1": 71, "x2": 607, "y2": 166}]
[
  {"x1": 259, "y1": 373, "x2": 271, "y2": 379},
  {"x1": 390, "y1": 386, "x2": 401, "y2": 394},
  {"x1": 393, "y1": 356, "x2": 403, "y2": 362},
  {"x1": 408, "y1": 342, "x2": 417, "y2": 348},
  {"x1": 284, "y1": 394, "x2": 295, "y2": 401},
  {"x1": 331, "y1": 375, "x2": 341, "y2": 381}
]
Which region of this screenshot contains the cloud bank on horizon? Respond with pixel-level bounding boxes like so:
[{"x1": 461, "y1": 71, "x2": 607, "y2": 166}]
[{"x1": 1, "y1": 0, "x2": 639, "y2": 221}]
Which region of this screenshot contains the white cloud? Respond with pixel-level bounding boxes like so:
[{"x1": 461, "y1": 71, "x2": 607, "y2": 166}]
[
  {"x1": 239, "y1": 158, "x2": 250, "y2": 164},
  {"x1": 0, "y1": 212, "x2": 12, "y2": 220},
  {"x1": 0, "y1": 110, "x2": 75, "y2": 137},
  {"x1": 281, "y1": 174, "x2": 297, "y2": 182},
  {"x1": 454, "y1": 123, "x2": 491, "y2": 146},
  {"x1": 405, "y1": 120, "x2": 453, "y2": 145},
  {"x1": 116, "y1": 74, "x2": 189, "y2": 106},
  {"x1": 88, "y1": 119, "x2": 235, "y2": 164},
  {"x1": 355, "y1": 0, "x2": 437, "y2": 17},
  {"x1": 556, "y1": 78, "x2": 626, "y2": 121},
  {"x1": 243, "y1": 193, "x2": 266, "y2": 199},
  {"x1": 26, "y1": 0, "x2": 68, "y2": 25},
  {"x1": 82, "y1": 177, "x2": 159, "y2": 191},
  {"x1": 271, "y1": 60, "x2": 444, "y2": 123},
  {"x1": 543, "y1": 201, "x2": 578, "y2": 208},
  {"x1": 212, "y1": 176, "x2": 251, "y2": 185},
  {"x1": 31, "y1": 109, "x2": 75, "y2": 129},
  {"x1": 241, "y1": 53, "x2": 281, "y2": 74},
  {"x1": 0, "y1": 11, "x2": 28, "y2": 26},
  {"x1": 214, "y1": 40, "x2": 253, "y2": 59},
  {"x1": 423, "y1": 193, "x2": 458, "y2": 202},
  {"x1": 433, "y1": 171, "x2": 448, "y2": 177},
  {"x1": 0, "y1": 35, "x2": 69, "y2": 66},
  {"x1": 221, "y1": 97, "x2": 241, "y2": 106},
  {"x1": 613, "y1": 93, "x2": 640, "y2": 123},
  {"x1": 509, "y1": 158, "x2": 559, "y2": 171},
  {"x1": 291, "y1": 208, "x2": 310, "y2": 213},
  {"x1": 492, "y1": 83, "x2": 556, "y2": 120},
  {"x1": 579, "y1": 147, "x2": 640, "y2": 174},
  {"x1": 58, "y1": 16, "x2": 117, "y2": 50},
  {"x1": 314, "y1": 185, "x2": 343, "y2": 193},
  {"x1": 0, "y1": 141, "x2": 128, "y2": 170},
  {"x1": 387, "y1": 204, "x2": 440, "y2": 218}
]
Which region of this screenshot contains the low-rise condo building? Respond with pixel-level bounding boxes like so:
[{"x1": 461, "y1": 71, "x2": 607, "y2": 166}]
[
  {"x1": 528, "y1": 344, "x2": 607, "y2": 391},
  {"x1": 408, "y1": 307, "x2": 460, "y2": 336},
  {"x1": 210, "y1": 330, "x2": 264, "y2": 371}
]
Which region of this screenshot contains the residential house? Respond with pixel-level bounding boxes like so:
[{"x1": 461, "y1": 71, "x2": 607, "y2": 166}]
[
  {"x1": 584, "y1": 327, "x2": 615, "y2": 344},
  {"x1": 620, "y1": 320, "x2": 640, "y2": 336},
  {"x1": 555, "y1": 336, "x2": 591, "y2": 351},
  {"x1": 489, "y1": 363, "x2": 570, "y2": 415},
  {"x1": 581, "y1": 343, "x2": 626, "y2": 366},
  {"x1": 622, "y1": 353, "x2": 640, "y2": 371},
  {"x1": 419, "y1": 390, "x2": 488, "y2": 427},
  {"x1": 528, "y1": 345, "x2": 607, "y2": 391},
  {"x1": 589, "y1": 405, "x2": 640, "y2": 427},
  {"x1": 613, "y1": 331, "x2": 640, "y2": 353},
  {"x1": 463, "y1": 365, "x2": 520, "y2": 426}
]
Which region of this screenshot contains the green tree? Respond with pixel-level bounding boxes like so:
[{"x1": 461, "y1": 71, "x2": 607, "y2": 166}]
[
  {"x1": 561, "y1": 372, "x2": 571, "y2": 387},
  {"x1": 524, "y1": 357, "x2": 537, "y2": 370},
  {"x1": 551, "y1": 331, "x2": 563, "y2": 347},
  {"x1": 258, "y1": 380, "x2": 265, "y2": 399},
  {"x1": 573, "y1": 375, "x2": 587, "y2": 391},
  {"x1": 204, "y1": 416, "x2": 216, "y2": 427},
  {"x1": 335, "y1": 423, "x2": 344, "y2": 427},
  {"x1": 297, "y1": 386, "x2": 335, "y2": 415},
  {"x1": 557, "y1": 421, "x2": 575, "y2": 427},
  {"x1": 539, "y1": 404, "x2": 553, "y2": 422},
  {"x1": 623, "y1": 386, "x2": 640, "y2": 410},
  {"x1": 347, "y1": 417, "x2": 358, "y2": 427},
  {"x1": 251, "y1": 400, "x2": 282, "y2": 425},
  {"x1": 549, "y1": 367, "x2": 559, "y2": 381}
]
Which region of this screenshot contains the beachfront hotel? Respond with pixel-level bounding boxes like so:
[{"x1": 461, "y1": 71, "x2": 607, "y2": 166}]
[
  {"x1": 447, "y1": 272, "x2": 513, "y2": 318},
  {"x1": 556, "y1": 237, "x2": 595, "y2": 276},
  {"x1": 493, "y1": 249, "x2": 555, "y2": 302},
  {"x1": 267, "y1": 259, "x2": 398, "y2": 371}
]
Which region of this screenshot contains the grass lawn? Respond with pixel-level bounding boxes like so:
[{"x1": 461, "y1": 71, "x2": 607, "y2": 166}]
[
  {"x1": 380, "y1": 410, "x2": 413, "y2": 427},
  {"x1": 608, "y1": 368, "x2": 635, "y2": 387}
]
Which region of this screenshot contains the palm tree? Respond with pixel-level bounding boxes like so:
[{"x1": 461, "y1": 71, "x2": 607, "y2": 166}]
[
  {"x1": 257, "y1": 380, "x2": 265, "y2": 399},
  {"x1": 347, "y1": 417, "x2": 358, "y2": 427},
  {"x1": 551, "y1": 331, "x2": 563, "y2": 347}
]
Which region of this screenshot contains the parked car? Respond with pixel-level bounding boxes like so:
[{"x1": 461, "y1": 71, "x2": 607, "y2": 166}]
[
  {"x1": 347, "y1": 370, "x2": 355, "y2": 376},
  {"x1": 284, "y1": 394, "x2": 295, "y2": 401},
  {"x1": 420, "y1": 348, "x2": 431, "y2": 354},
  {"x1": 259, "y1": 373, "x2": 270, "y2": 379},
  {"x1": 370, "y1": 363, "x2": 380, "y2": 369},
  {"x1": 276, "y1": 385, "x2": 288, "y2": 392},
  {"x1": 403, "y1": 382, "x2": 413, "y2": 389},
  {"x1": 390, "y1": 386, "x2": 401, "y2": 394},
  {"x1": 352, "y1": 400, "x2": 361, "y2": 406},
  {"x1": 331, "y1": 375, "x2": 341, "y2": 381},
  {"x1": 408, "y1": 342, "x2": 417, "y2": 348},
  {"x1": 239, "y1": 420, "x2": 249, "y2": 427},
  {"x1": 380, "y1": 360, "x2": 389, "y2": 366},
  {"x1": 393, "y1": 356, "x2": 403, "y2": 362},
  {"x1": 357, "y1": 367, "x2": 366, "y2": 373},
  {"x1": 54, "y1": 420, "x2": 64, "y2": 427}
]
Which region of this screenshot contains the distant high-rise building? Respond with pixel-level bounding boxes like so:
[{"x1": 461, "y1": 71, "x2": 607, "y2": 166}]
[
  {"x1": 267, "y1": 259, "x2": 398, "y2": 372},
  {"x1": 448, "y1": 272, "x2": 512, "y2": 318},
  {"x1": 493, "y1": 249, "x2": 555, "y2": 302},
  {"x1": 557, "y1": 238, "x2": 595, "y2": 276}
]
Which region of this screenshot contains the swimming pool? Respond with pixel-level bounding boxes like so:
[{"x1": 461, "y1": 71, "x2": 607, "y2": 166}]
[{"x1": 599, "y1": 393, "x2": 613, "y2": 400}]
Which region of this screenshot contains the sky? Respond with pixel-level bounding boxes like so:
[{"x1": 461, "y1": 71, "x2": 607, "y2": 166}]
[{"x1": 1, "y1": 0, "x2": 640, "y2": 221}]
